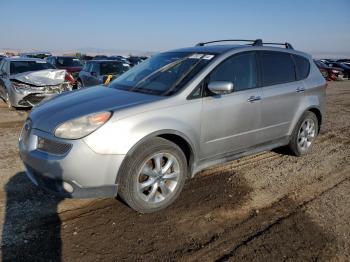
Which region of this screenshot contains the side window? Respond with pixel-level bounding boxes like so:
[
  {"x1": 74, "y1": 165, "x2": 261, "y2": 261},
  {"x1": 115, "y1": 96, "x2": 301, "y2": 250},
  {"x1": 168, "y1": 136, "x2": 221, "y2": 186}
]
[
  {"x1": 293, "y1": 55, "x2": 310, "y2": 80},
  {"x1": 259, "y1": 51, "x2": 296, "y2": 86},
  {"x1": 91, "y1": 63, "x2": 99, "y2": 74},
  {"x1": 209, "y1": 52, "x2": 257, "y2": 92},
  {"x1": 1, "y1": 61, "x2": 8, "y2": 74},
  {"x1": 82, "y1": 62, "x2": 90, "y2": 72},
  {"x1": 0, "y1": 60, "x2": 4, "y2": 72}
]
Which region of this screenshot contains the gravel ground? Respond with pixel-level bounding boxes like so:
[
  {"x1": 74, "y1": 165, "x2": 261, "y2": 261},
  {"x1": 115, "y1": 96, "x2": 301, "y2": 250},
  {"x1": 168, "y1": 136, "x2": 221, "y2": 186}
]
[{"x1": 0, "y1": 81, "x2": 349, "y2": 261}]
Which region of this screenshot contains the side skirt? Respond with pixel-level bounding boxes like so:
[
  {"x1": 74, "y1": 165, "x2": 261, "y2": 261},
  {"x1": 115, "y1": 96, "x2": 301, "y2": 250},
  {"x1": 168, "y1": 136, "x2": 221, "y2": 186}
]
[{"x1": 191, "y1": 136, "x2": 290, "y2": 177}]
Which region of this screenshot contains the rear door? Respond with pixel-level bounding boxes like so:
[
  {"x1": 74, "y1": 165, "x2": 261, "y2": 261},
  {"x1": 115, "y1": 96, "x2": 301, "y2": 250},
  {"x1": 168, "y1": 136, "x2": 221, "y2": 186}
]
[
  {"x1": 257, "y1": 51, "x2": 302, "y2": 142},
  {"x1": 200, "y1": 51, "x2": 263, "y2": 160}
]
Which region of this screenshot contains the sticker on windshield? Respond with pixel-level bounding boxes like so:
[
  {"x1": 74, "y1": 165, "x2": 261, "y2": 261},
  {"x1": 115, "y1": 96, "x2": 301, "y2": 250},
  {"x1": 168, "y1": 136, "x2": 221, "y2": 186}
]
[
  {"x1": 189, "y1": 54, "x2": 204, "y2": 59},
  {"x1": 202, "y1": 55, "x2": 214, "y2": 60}
]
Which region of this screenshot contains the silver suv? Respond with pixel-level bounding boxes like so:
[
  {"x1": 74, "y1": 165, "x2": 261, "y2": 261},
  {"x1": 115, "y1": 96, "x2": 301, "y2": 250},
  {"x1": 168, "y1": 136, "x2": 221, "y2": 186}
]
[{"x1": 19, "y1": 39, "x2": 326, "y2": 213}]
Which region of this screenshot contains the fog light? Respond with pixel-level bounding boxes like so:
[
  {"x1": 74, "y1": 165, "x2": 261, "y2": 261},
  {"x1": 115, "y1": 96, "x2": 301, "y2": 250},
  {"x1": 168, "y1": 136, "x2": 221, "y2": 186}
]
[{"x1": 63, "y1": 182, "x2": 74, "y2": 193}]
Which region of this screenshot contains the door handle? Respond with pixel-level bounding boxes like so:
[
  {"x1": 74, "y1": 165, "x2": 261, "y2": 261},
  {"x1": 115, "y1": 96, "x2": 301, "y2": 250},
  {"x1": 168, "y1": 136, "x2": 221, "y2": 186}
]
[
  {"x1": 296, "y1": 87, "x2": 305, "y2": 93},
  {"x1": 247, "y1": 95, "x2": 262, "y2": 103}
]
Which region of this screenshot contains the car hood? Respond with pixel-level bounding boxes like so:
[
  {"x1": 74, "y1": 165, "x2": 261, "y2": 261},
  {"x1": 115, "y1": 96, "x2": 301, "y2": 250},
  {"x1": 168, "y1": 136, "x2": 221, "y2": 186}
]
[
  {"x1": 29, "y1": 86, "x2": 162, "y2": 133},
  {"x1": 10, "y1": 69, "x2": 66, "y2": 86}
]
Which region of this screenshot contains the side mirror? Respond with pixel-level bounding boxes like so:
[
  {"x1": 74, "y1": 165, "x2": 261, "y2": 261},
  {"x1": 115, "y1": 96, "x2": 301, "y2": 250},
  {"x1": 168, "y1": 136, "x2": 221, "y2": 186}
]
[
  {"x1": 208, "y1": 81, "x2": 234, "y2": 95},
  {"x1": 90, "y1": 71, "x2": 97, "y2": 77}
]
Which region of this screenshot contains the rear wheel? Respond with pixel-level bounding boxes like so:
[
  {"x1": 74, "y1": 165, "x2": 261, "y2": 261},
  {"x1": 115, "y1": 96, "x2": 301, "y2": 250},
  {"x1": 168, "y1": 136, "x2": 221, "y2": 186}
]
[
  {"x1": 118, "y1": 137, "x2": 187, "y2": 213},
  {"x1": 288, "y1": 111, "x2": 318, "y2": 156}
]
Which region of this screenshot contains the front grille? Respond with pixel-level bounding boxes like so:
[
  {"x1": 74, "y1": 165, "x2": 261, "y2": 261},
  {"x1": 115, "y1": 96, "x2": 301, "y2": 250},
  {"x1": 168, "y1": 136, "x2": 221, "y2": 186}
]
[
  {"x1": 37, "y1": 137, "x2": 72, "y2": 155},
  {"x1": 23, "y1": 93, "x2": 46, "y2": 105}
]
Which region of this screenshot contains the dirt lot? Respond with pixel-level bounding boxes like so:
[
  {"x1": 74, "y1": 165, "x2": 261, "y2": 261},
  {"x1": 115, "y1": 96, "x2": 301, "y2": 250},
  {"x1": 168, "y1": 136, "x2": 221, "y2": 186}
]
[{"x1": 0, "y1": 81, "x2": 349, "y2": 262}]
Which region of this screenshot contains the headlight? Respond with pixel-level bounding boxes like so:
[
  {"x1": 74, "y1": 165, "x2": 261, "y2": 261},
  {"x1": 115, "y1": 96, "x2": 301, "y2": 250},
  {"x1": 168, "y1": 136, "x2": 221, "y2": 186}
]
[
  {"x1": 331, "y1": 69, "x2": 339, "y2": 73},
  {"x1": 11, "y1": 81, "x2": 30, "y2": 93},
  {"x1": 54, "y1": 112, "x2": 112, "y2": 139}
]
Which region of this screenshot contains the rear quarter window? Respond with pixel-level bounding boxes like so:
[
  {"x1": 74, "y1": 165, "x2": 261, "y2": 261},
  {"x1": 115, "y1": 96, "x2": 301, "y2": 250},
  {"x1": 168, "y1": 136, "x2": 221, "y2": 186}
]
[
  {"x1": 259, "y1": 51, "x2": 296, "y2": 86},
  {"x1": 293, "y1": 55, "x2": 310, "y2": 80}
]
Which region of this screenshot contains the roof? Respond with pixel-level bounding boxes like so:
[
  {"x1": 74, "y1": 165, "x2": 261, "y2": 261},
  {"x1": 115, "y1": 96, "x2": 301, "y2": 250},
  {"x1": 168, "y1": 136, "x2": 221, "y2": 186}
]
[
  {"x1": 4, "y1": 57, "x2": 47, "y2": 62},
  {"x1": 88, "y1": 59, "x2": 127, "y2": 63}
]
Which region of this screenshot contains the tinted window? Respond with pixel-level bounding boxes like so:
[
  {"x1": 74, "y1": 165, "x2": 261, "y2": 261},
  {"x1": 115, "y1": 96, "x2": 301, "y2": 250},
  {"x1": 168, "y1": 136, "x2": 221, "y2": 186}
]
[
  {"x1": 293, "y1": 55, "x2": 310, "y2": 80},
  {"x1": 82, "y1": 62, "x2": 90, "y2": 72},
  {"x1": 91, "y1": 63, "x2": 99, "y2": 74},
  {"x1": 259, "y1": 51, "x2": 296, "y2": 86},
  {"x1": 10, "y1": 60, "x2": 55, "y2": 75},
  {"x1": 100, "y1": 62, "x2": 129, "y2": 75},
  {"x1": 0, "y1": 60, "x2": 5, "y2": 72},
  {"x1": 209, "y1": 52, "x2": 257, "y2": 91},
  {"x1": 55, "y1": 57, "x2": 82, "y2": 67}
]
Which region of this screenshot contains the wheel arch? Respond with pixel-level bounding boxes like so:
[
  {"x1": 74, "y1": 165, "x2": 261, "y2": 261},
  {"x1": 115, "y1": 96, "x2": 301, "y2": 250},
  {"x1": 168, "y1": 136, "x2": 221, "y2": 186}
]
[
  {"x1": 308, "y1": 107, "x2": 322, "y2": 132},
  {"x1": 116, "y1": 130, "x2": 196, "y2": 183}
]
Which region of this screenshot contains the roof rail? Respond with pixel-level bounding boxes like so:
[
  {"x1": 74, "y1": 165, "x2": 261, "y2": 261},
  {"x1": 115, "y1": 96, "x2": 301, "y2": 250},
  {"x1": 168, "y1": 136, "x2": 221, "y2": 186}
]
[
  {"x1": 262, "y1": 42, "x2": 294, "y2": 49},
  {"x1": 195, "y1": 39, "x2": 293, "y2": 49},
  {"x1": 195, "y1": 39, "x2": 263, "y2": 47}
]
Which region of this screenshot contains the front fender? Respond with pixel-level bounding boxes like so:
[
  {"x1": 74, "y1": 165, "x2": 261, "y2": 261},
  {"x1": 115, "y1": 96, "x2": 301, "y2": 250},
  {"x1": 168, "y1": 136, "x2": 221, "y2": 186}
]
[{"x1": 83, "y1": 101, "x2": 202, "y2": 156}]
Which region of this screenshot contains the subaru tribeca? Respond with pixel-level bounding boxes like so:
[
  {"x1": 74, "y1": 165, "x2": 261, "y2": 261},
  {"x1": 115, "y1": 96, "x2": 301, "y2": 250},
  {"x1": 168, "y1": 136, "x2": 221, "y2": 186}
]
[{"x1": 19, "y1": 39, "x2": 326, "y2": 213}]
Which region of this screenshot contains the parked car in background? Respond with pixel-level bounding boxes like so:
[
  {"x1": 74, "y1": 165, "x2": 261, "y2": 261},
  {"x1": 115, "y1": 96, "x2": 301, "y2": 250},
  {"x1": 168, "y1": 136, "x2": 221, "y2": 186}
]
[
  {"x1": 46, "y1": 56, "x2": 83, "y2": 82},
  {"x1": 323, "y1": 61, "x2": 350, "y2": 79},
  {"x1": 20, "y1": 52, "x2": 52, "y2": 59},
  {"x1": 93, "y1": 55, "x2": 109, "y2": 60},
  {"x1": 128, "y1": 56, "x2": 144, "y2": 66},
  {"x1": 314, "y1": 60, "x2": 345, "y2": 81},
  {"x1": 19, "y1": 39, "x2": 326, "y2": 213},
  {"x1": 108, "y1": 55, "x2": 131, "y2": 65},
  {"x1": 77, "y1": 60, "x2": 130, "y2": 88},
  {"x1": 336, "y1": 59, "x2": 350, "y2": 67},
  {"x1": 0, "y1": 57, "x2": 72, "y2": 109}
]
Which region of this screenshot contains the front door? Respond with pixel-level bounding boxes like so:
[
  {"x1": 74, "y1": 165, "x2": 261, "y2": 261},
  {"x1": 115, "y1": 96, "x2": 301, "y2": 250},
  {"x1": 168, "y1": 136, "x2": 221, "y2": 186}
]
[{"x1": 200, "y1": 51, "x2": 263, "y2": 160}]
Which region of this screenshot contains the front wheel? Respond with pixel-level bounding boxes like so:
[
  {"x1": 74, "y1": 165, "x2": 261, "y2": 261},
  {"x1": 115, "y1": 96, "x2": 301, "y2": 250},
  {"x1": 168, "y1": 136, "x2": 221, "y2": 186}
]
[
  {"x1": 118, "y1": 137, "x2": 187, "y2": 213},
  {"x1": 288, "y1": 111, "x2": 318, "y2": 156},
  {"x1": 76, "y1": 80, "x2": 83, "y2": 89}
]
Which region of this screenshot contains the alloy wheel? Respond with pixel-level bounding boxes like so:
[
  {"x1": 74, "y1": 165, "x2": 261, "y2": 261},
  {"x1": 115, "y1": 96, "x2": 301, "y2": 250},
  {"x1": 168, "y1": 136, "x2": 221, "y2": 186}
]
[
  {"x1": 297, "y1": 118, "x2": 316, "y2": 151},
  {"x1": 137, "y1": 152, "x2": 180, "y2": 204}
]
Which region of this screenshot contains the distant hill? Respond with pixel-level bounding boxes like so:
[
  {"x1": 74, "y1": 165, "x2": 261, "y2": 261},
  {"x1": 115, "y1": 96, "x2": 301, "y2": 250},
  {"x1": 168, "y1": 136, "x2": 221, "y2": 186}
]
[{"x1": 0, "y1": 47, "x2": 156, "y2": 57}]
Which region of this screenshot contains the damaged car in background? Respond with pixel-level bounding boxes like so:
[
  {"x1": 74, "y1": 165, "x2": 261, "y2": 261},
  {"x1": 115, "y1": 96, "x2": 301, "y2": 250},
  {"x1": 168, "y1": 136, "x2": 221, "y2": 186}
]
[{"x1": 0, "y1": 57, "x2": 73, "y2": 109}]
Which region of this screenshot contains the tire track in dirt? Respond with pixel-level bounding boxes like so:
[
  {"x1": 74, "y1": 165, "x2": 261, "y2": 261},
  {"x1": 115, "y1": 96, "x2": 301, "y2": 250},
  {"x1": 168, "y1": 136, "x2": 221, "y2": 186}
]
[{"x1": 179, "y1": 171, "x2": 350, "y2": 262}]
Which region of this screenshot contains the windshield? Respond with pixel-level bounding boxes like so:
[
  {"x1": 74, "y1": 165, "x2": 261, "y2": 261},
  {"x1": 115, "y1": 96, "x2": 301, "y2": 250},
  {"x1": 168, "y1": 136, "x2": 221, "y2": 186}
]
[
  {"x1": 100, "y1": 62, "x2": 130, "y2": 75},
  {"x1": 10, "y1": 60, "x2": 55, "y2": 75},
  {"x1": 109, "y1": 52, "x2": 214, "y2": 96},
  {"x1": 56, "y1": 57, "x2": 83, "y2": 67}
]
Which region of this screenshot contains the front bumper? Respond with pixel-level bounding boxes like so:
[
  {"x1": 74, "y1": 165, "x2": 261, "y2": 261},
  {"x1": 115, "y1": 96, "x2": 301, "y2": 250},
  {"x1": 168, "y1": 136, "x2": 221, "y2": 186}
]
[
  {"x1": 10, "y1": 83, "x2": 72, "y2": 107},
  {"x1": 19, "y1": 127, "x2": 125, "y2": 198}
]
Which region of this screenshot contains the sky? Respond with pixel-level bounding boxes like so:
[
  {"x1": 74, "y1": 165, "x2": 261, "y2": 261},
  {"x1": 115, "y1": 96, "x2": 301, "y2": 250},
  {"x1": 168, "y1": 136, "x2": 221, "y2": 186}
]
[{"x1": 1, "y1": 0, "x2": 349, "y2": 56}]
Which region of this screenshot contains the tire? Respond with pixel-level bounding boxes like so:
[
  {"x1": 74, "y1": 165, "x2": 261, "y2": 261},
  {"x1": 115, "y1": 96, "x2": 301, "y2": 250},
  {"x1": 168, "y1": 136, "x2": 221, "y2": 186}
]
[
  {"x1": 288, "y1": 111, "x2": 318, "y2": 156},
  {"x1": 76, "y1": 79, "x2": 83, "y2": 89},
  {"x1": 118, "y1": 137, "x2": 187, "y2": 213}
]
